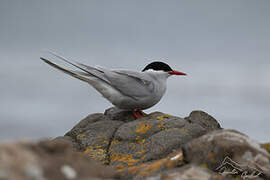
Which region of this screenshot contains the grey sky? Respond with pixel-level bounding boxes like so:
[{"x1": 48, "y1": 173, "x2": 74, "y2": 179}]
[{"x1": 0, "y1": 1, "x2": 269, "y2": 142}]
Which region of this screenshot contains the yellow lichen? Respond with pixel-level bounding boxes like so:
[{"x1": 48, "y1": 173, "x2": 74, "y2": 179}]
[
  {"x1": 116, "y1": 150, "x2": 184, "y2": 177},
  {"x1": 157, "y1": 114, "x2": 171, "y2": 120},
  {"x1": 164, "y1": 114, "x2": 171, "y2": 118},
  {"x1": 111, "y1": 139, "x2": 119, "y2": 146},
  {"x1": 141, "y1": 154, "x2": 146, "y2": 160},
  {"x1": 181, "y1": 128, "x2": 189, "y2": 133},
  {"x1": 111, "y1": 153, "x2": 139, "y2": 166},
  {"x1": 116, "y1": 164, "x2": 125, "y2": 170},
  {"x1": 135, "y1": 136, "x2": 146, "y2": 144},
  {"x1": 98, "y1": 136, "x2": 109, "y2": 145},
  {"x1": 84, "y1": 146, "x2": 107, "y2": 163},
  {"x1": 157, "y1": 116, "x2": 164, "y2": 120},
  {"x1": 158, "y1": 122, "x2": 166, "y2": 130},
  {"x1": 136, "y1": 149, "x2": 146, "y2": 155},
  {"x1": 262, "y1": 143, "x2": 270, "y2": 153},
  {"x1": 77, "y1": 133, "x2": 86, "y2": 139},
  {"x1": 129, "y1": 142, "x2": 136, "y2": 150},
  {"x1": 135, "y1": 122, "x2": 152, "y2": 134}
]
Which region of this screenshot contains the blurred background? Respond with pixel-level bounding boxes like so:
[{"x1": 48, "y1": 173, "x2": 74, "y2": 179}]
[{"x1": 0, "y1": 1, "x2": 269, "y2": 142}]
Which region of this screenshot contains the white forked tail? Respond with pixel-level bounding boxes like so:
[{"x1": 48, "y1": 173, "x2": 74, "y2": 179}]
[{"x1": 40, "y1": 57, "x2": 90, "y2": 83}]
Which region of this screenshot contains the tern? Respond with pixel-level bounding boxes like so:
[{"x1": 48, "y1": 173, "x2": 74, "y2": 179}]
[{"x1": 41, "y1": 52, "x2": 186, "y2": 119}]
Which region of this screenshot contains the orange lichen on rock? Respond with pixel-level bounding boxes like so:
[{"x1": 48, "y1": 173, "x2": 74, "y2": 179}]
[
  {"x1": 84, "y1": 146, "x2": 107, "y2": 163},
  {"x1": 77, "y1": 133, "x2": 86, "y2": 139},
  {"x1": 111, "y1": 153, "x2": 139, "y2": 166},
  {"x1": 116, "y1": 150, "x2": 184, "y2": 178},
  {"x1": 157, "y1": 114, "x2": 171, "y2": 120},
  {"x1": 158, "y1": 122, "x2": 166, "y2": 130},
  {"x1": 136, "y1": 149, "x2": 146, "y2": 156},
  {"x1": 135, "y1": 136, "x2": 146, "y2": 144},
  {"x1": 135, "y1": 122, "x2": 152, "y2": 134},
  {"x1": 111, "y1": 139, "x2": 119, "y2": 146},
  {"x1": 98, "y1": 136, "x2": 109, "y2": 145},
  {"x1": 156, "y1": 115, "x2": 165, "y2": 120}
]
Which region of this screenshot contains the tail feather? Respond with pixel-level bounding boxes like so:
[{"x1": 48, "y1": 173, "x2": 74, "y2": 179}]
[
  {"x1": 40, "y1": 57, "x2": 89, "y2": 83},
  {"x1": 46, "y1": 51, "x2": 110, "y2": 84}
]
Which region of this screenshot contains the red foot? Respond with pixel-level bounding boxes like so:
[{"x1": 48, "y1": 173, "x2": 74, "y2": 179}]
[
  {"x1": 138, "y1": 110, "x2": 147, "y2": 117},
  {"x1": 132, "y1": 110, "x2": 142, "y2": 119}
]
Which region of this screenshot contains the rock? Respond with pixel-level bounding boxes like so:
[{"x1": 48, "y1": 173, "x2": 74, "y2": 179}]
[
  {"x1": 147, "y1": 164, "x2": 226, "y2": 180},
  {"x1": 64, "y1": 107, "x2": 221, "y2": 172},
  {"x1": 183, "y1": 129, "x2": 270, "y2": 179},
  {"x1": 65, "y1": 112, "x2": 124, "y2": 164},
  {"x1": 2, "y1": 107, "x2": 270, "y2": 180},
  {"x1": 104, "y1": 107, "x2": 136, "y2": 122},
  {"x1": 116, "y1": 150, "x2": 184, "y2": 179},
  {"x1": 0, "y1": 140, "x2": 116, "y2": 180},
  {"x1": 185, "y1": 110, "x2": 222, "y2": 131}
]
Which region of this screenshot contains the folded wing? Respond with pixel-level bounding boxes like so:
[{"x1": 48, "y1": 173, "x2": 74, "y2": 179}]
[{"x1": 42, "y1": 52, "x2": 154, "y2": 100}]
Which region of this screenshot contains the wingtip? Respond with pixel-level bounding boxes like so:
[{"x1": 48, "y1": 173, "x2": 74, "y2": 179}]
[{"x1": 40, "y1": 57, "x2": 49, "y2": 63}]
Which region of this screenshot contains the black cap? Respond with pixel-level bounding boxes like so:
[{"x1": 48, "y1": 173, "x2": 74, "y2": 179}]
[{"x1": 142, "y1": 61, "x2": 173, "y2": 72}]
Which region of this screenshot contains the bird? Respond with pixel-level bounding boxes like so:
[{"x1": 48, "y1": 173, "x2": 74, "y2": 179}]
[{"x1": 40, "y1": 52, "x2": 187, "y2": 119}]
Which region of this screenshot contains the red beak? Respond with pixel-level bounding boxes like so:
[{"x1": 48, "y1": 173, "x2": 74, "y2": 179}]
[{"x1": 169, "y1": 70, "x2": 187, "y2": 76}]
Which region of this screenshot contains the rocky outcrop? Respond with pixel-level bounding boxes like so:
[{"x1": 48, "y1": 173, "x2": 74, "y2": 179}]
[
  {"x1": 0, "y1": 140, "x2": 115, "y2": 180},
  {"x1": 60, "y1": 107, "x2": 221, "y2": 168},
  {"x1": 183, "y1": 129, "x2": 270, "y2": 179},
  {"x1": 1, "y1": 107, "x2": 269, "y2": 180}
]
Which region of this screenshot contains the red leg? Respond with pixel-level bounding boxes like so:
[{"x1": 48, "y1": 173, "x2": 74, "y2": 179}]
[
  {"x1": 138, "y1": 110, "x2": 147, "y2": 117},
  {"x1": 132, "y1": 110, "x2": 142, "y2": 119}
]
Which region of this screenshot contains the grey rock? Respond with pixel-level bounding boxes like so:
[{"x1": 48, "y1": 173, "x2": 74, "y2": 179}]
[
  {"x1": 109, "y1": 109, "x2": 221, "y2": 167},
  {"x1": 183, "y1": 129, "x2": 270, "y2": 179},
  {"x1": 0, "y1": 140, "x2": 116, "y2": 180},
  {"x1": 104, "y1": 107, "x2": 136, "y2": 122},
  {"x1": 147, "y1": 165, "x2": 227, "y2": 180},
  {"x1": 61, "y1": 107, "x2": 223, "y2": 178},
  {"x1": 65, "y1": 113, "x2": 110, "y2": 139},
  {"x1": 185, "y1": 110, "x2": 222, "y2": 131},
  {"x1": 144, "y1": 123, "x2": 206, "y2": 161},
  {"x1": 53, "y1": 136, "x2": 80, "y2": 150}
]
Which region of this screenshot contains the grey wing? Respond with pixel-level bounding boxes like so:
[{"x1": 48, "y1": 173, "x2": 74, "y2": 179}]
[
  {"x1": 103, "y1": 70, "x2": 154, "y2": 98},
  {"x1": 44, "y1": 51, "x2": 154, "y2": 100},
  {"x1": 77, "y1": 64, "x2": 155, "y2": 99}
]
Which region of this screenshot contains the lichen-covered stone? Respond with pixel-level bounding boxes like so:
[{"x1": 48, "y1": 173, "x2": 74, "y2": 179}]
[
  {"x1": 147, "y1": 164, "x2": 226, "y2": 180},
  {"x1": 109, "y1": 110, "x2": 219, "y2": 168},
  {"x1": 65, "y1": 116, "x2": 124, "y2": 164},
  {"x1": 183, "y1": 129, "x2": 270, "y2": 179},
  {"x1": 116, "y1": 150, "x2": 184, "y2": 179},
  {"x1": 63, "y1": 107, "x2": 221, "y2": 170}
]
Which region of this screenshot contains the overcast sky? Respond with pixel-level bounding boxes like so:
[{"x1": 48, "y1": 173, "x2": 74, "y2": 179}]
[{"x1": 0, "y1": 0, "x2": 270, "y2": 142}]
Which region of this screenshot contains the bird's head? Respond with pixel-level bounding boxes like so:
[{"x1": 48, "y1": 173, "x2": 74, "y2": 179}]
[{"x1": 142, "y1": 61, "x2": 187, "y2": 78}]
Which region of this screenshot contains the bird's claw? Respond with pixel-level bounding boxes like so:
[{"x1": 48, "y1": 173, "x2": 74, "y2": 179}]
[{"x1": 132, "y1": 110, "x2": 147, "y2": 119}]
